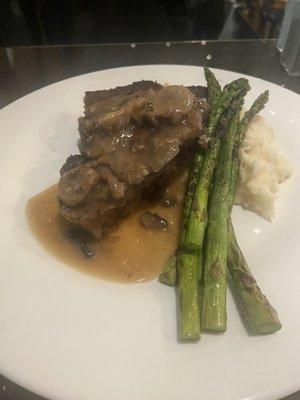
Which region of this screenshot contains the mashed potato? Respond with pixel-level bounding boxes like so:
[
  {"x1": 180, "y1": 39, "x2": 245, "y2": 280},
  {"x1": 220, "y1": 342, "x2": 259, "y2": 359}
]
[{"x1": 235, "y1": 115, "x2": 292, "y2": 220}]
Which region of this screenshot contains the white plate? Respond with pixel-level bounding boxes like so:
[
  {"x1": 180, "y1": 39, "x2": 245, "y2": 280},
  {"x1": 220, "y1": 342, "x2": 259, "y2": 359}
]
[{"x1": 0, "y1": 65, "x2": 299, "y2": 400}]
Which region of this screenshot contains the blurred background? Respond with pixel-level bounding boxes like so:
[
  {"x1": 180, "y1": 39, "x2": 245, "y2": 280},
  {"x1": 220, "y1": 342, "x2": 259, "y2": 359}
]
[{"x1": 0, "y1": 0, "x2": 287, "y2": 46}]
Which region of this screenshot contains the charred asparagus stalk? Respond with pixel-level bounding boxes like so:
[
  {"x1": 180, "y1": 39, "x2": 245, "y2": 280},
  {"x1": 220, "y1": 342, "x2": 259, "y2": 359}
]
[
  {"x1": 160, "y1": 73, "x2": 250, "y2": 288},
  {"x1": 177, "y1": 252, "x2": 201, "y2": 340},
  {"x1": 202, "y1": 113, "x2": 240, "y2": 332},
  {"x1": 204, "y1": 66, "x2": 222, "y2": 107},
  {"x1": 200, "y1": 80, "x2": 249, "y2": 333},
  {"x1": 178, "y1": 140, "x2": 219, "y2": 340},
  {"x1": 227, "y1": 222, "x2": 282, "y2": 334},
  {"x1": 178, "y1": 72, "x2": 250, "y2": 339},
  {"x1": 236, "y1": 90, "x2": 269, "y2": 146},
  {"x1": 159, "y1": 154, "x2": 203, "y2": 286},
  {"x1": 180, "y1": 154, "x2": 204, "y2": 244},
  {"x1": 159, "y1": 253, "x2": 177, "y2": 287},
  {"x1": 227, "y1": 91, "x2": 282, "y2": 334},
  {"x1": 160, "y1": 69, "x2": 269, "y2": 339},
  {"x1": 228, "y1": 91, "x2": 269, "y2": 210},
  {"x1": 188, "y1": 78, "x2": 256, "y2": 265},
  {"x1": 180, "y1": 74, "x2": 250, "y2": 261}
]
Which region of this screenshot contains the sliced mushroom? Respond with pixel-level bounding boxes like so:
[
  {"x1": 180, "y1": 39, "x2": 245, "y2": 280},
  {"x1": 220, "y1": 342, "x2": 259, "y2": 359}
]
[
  {"x1": 152, "y1": 85, "x2": 195, "y2": 124},
  {"x1": 100, "y1": 106, "x2": 131, "y2": 133},
  {"x1": 148, "y1": 141, "x2": 179, "y2": 172},
  {"x1": 58, "y1": 165, "x2": 98, "y2": 206},
  {"x1": 94, "y1": 166, "x2": 126, "y2": 200}
]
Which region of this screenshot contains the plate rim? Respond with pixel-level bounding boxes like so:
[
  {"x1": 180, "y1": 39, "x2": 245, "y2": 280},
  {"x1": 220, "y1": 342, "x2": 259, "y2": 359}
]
[{"x1": 1, "y1": 64, "x2": 300, "y2": 400}]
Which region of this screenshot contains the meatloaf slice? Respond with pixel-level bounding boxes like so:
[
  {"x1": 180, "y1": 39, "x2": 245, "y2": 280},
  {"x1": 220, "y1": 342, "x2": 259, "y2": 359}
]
[{"x1": 58, "y1": 81, "x2": 208, "y2": 238}]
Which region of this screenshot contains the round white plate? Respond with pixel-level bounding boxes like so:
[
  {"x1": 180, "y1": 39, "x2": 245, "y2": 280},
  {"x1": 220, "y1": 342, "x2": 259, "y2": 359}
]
[{"x1": 0, "y1": 65, "x2": 299, "y2": 400}]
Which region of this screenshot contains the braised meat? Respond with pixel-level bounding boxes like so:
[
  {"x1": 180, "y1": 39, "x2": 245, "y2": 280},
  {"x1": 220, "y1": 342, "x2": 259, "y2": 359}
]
[{"x1": 58, "y1": 81, "x2": 208, "y2": 238}]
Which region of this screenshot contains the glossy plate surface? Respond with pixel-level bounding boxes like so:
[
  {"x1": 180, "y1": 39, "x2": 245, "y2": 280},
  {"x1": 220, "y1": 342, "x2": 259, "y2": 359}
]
[{"x1": 0, "y1": 65, "x2": 299, "y2": 400}]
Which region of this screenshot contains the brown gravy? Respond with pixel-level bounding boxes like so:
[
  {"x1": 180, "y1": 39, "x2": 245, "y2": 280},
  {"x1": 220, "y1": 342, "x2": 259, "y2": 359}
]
[{"x1": 26, "y1": 168, "x2": 188, "y2": 283}]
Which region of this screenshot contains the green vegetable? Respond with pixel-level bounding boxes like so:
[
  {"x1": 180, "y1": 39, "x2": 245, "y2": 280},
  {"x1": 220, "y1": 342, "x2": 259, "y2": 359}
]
[
  {"x1": 178, "y1": 140, "x2": 220, "y2": 340},
  {"x1": 236, "y1": 90, "x2": 269, "y2": 146},
  {"x1": 159, "y1": 70, "x2": 276, "y2": 339},
  {"x1": 159, "y1": 253, "x2": 177, "y2": 287},
  {"x1": 178, "y1": 71, "x2": 250, "y2": 339},
  {"x1": 178, "y1": 252, "x2": 201, "y2": 340},
  {"x1": 204, "y1": 66, "x2": 222, "y2": 108},
  {"x1": 158, "y1": 154, "x2": 203, "y2": 286},
  {"x1": 204, "y1": 78, "x2": 250, "y2": 138},
  {"x1": 202, "y1": 113, "x2": 240, "y2": 332},
  {"x1": 183, "y1": 141, "x2": 220, "y2": 267},
  {"x1": 180, "y1": 154, "x2": 204, "y2": 244},
  {"x1": 227, "y1": 221, "x2": 282, "y2": 334},
  {"x1": 227, "y1": 90, "x2": 281, "y2": 335}
]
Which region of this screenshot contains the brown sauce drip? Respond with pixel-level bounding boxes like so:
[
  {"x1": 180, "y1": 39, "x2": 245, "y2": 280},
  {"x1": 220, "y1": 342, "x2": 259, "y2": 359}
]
[{"x1": 26, "y1": 166, "x2": 188, "y2": 283}]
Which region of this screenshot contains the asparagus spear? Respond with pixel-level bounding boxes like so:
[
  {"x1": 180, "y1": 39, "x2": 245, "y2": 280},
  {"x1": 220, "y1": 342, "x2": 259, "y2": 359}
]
[
  {"x1": 178, "y1": 140, "x2": 220, "y2": 340},
  {"x1": 159, "y1": 69, "x2": 222, "y2": 290},
  {"x1": 236, "y1": 90, "x2": 269, "y2": 146},
  {"x1": 159, "y1": 253, "x2": 177, "y2": 287},
  {"x1": 228, "y1": 91, "x2": 269, "y2": 210},
  {"x1": 178, "y1": 252, "x2": 201, "y2": 340},
  {"x1": 202, "y1": 113, "x2": 240, "y2": 332},
  {"x1": 228, "y1": 157, "x2": 239, "y2": 208},
  {"x1": 204, "y1": 77, "x2": 250, "y2": 138},
  {"x1": 183, "y1": 140, "x2": 220, "y2": 262},
  {"x1": 199, "y1": 82, "x2": 248, "y2": 332},
  {"x1": 176, "y1": 154, "x2": 206, "y2": 339},
  {"x1": 204, "y1": 66, "x2": 222, "y2": 108},
  {"x1": 182, "y1": 77, "x2": 249, "y2": 262},
  {"x1": 159, "y1": 154, "x2": 203, "y2": 286},
  {"x1": 178, "y1": 72, "x2": 250, "y2": 339},
  {"x1": 180, "y1": 154, "x2": 204, "y2": 243},
  {"x1": 228, "y1": 90, "x2": 270, "y2": 220},
  {"x1": 227, "y1": 222, "x2": 282, "y2": 334},
  {"x1": 160, "y1": 68, "x2": 222, "y2": 288},
  {"x1": 200, "y1": 91, "x2": 266, "y2": 332},
  {"x1": 227, "y1": 91, "x2": 282, "y2": 334}
]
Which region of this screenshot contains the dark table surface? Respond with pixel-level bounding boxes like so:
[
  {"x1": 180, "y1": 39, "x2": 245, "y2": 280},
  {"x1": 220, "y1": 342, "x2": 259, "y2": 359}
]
[
  {"x1": 1, "y1": 39, "x2": 300, "y2": 111},
  {"x1": 0, "y1": 39, "x2": 299, "y2": 400}
]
